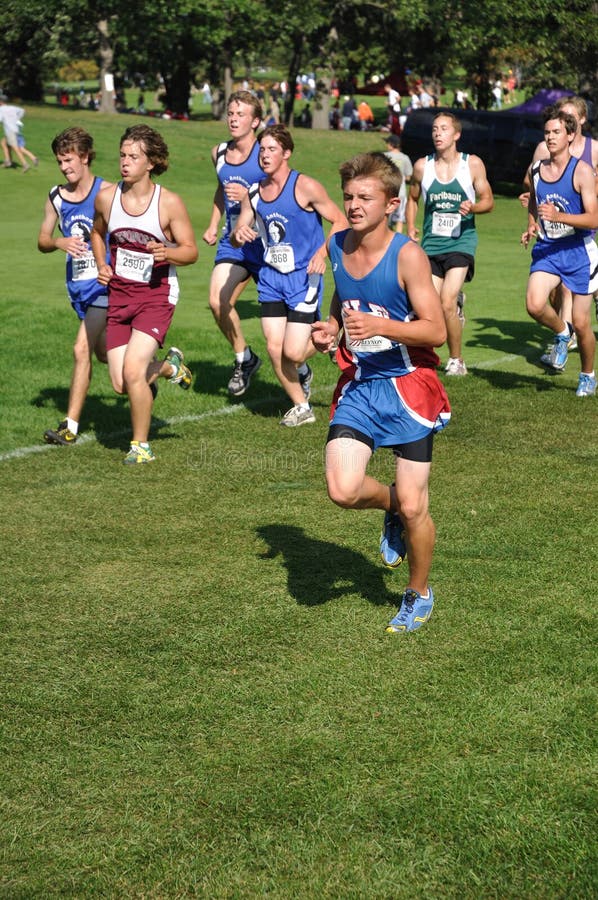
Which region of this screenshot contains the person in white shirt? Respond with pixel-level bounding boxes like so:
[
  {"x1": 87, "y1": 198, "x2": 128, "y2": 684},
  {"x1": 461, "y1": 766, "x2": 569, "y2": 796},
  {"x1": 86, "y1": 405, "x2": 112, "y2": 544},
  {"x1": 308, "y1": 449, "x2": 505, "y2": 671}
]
[{"x1": 0, "y1": 94, "x2": 31, "y2": 171}]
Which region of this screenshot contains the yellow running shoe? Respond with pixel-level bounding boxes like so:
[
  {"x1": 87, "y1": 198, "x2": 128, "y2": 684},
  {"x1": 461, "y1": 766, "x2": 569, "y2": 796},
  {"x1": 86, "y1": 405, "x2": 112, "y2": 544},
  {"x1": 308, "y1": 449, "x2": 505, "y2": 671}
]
[
  {"x1": 44, "y1": 420, "x2": 77, "y2": 446},
  {"x1": 123, "y1": 441, "x2": 155, "y2": 465},
  {"x1": 165, "y1": 346, "x2": 192, "y2": 390}
]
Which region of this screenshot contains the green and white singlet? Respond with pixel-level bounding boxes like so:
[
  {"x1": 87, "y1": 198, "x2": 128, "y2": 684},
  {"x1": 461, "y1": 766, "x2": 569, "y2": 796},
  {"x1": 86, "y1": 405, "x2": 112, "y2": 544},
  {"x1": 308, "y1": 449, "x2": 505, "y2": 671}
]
[{"x1": 421, "y1": 152, "x2": 478, "y2": 257}]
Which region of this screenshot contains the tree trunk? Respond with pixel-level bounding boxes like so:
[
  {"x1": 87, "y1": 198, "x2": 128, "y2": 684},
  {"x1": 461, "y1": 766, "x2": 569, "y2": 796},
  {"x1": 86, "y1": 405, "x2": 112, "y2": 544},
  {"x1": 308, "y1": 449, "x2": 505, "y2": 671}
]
[
  {"x1": 284, "y1": 33, "x2": 305, "y2": 126},
  {"x1": 312, "y1": 28, "x2": 338, "y2": 130},
  {"x1": 163, "y1": 62, "x2": 191, "y2": 115},
  {"x1": 97, "y1": 19, "x2": 115, "y2": 114},
  {"x1": 312, "y1": 73, "x2": 332, "y2": 130}
]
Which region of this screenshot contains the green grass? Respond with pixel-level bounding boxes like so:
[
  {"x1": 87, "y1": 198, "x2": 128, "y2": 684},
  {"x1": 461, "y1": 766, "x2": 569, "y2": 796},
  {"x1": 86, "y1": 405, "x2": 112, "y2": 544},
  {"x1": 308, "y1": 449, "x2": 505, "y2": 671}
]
[{"x1": 1, "y1": 106, "x2": 597, "y2": 898}]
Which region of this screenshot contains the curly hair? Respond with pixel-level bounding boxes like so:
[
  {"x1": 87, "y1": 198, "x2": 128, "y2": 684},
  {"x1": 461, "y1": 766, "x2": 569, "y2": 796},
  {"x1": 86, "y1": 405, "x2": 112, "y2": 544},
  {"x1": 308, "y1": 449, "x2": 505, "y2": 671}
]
[
  {"x1": 542, "y1": 106, "x2": 577, "y2": 135},
  {"x1": 120, "y1": 124, "x2": 169, "y2": 175}
]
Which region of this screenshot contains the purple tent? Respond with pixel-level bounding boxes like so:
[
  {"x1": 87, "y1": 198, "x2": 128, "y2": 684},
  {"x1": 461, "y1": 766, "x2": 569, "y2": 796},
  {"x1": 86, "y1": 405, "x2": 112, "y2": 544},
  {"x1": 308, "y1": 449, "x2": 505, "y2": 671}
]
[{"x1": 510, "y1": 88, "x2": 573, "y2": 114}]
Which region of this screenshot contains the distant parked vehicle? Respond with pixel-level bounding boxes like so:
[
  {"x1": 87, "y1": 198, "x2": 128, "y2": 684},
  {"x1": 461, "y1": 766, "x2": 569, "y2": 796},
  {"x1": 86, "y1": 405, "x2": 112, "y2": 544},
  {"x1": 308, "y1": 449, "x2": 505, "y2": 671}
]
[{"x1": 400, "y1": 107, "x2": 545, "y2": 187}]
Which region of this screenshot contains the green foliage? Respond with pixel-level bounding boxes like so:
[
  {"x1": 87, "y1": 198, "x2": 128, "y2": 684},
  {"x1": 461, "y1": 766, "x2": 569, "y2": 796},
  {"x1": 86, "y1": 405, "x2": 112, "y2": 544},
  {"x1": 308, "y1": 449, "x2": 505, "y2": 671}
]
[
  {"x1": 57, "y1": 58, "x2": 99, "y2": 83},
  {"x1": 1, "y1": 0, "x2": 597, "y2": 107},
  {"x1": 0, "y1": 0, "x2": 57, "y2": 99}
]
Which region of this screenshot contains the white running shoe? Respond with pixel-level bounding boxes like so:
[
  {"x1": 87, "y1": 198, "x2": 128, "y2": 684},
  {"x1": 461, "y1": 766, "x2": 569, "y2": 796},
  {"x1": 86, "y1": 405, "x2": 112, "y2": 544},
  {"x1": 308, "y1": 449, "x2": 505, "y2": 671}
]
[
  {"x1": 445, "y1": 358, "x2": 468, "y2": 376},
  {"x1": 279, "y1": 405, "x2": 316, "y2": 427}
]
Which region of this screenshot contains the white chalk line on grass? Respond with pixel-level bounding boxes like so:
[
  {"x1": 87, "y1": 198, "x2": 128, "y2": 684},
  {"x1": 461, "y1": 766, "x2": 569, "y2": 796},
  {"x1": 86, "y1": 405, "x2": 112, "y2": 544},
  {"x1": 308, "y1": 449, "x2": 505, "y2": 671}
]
[
  {"x1": 0, "y1": 400, "x2": 250, "y2": 463},
  {"x1": 470, "y1": 354, "x2": 520, "y2": 369},
  {"x1": 0, "y1": 387, "x2": 338, "y2": 464},
  {"x1": 0, "y1": 354, "x2": 523, "y2": 464}
]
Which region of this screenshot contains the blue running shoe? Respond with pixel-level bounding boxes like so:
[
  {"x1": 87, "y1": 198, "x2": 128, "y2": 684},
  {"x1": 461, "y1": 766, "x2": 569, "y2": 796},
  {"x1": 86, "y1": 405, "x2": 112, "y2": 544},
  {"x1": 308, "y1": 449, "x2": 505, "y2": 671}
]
[
  {"x1": 576, "y1": 373, "x2": 597, "y2": 397},
  {"x1": 541, "y1": 334, "x2": 569, "y2": 371},
  {"x1": 386, "y1": 588, "x2": 434, "y2": 633},
  {"x1": 380, "y1": 511, "x2": 407, "y2": 568}
]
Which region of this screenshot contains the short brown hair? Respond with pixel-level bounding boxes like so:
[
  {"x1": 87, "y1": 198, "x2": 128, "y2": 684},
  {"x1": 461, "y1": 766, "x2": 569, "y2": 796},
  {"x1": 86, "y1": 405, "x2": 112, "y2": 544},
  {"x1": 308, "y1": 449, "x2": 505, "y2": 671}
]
[
  {"x1": 51, "y1": 127, "x2": 96, "y2": 164},
  {"x1": 339, "y1": 152, "x2": 402, "y2": 199},
  {"x1": 432, "y1": 111, "x2": 462, "y2": 131},
  {"x1": 259, "y1": 124, "x2": 294, "y2": 154},
  {"x1": 556, "y1": 95, "x2": 588, "y2": 124},
  {"x1": 120, "y1": 124, "x2": 169, "y2": 176},
  {"x1": 227, "y1": 90, "x2": 263, "y2": 125}
]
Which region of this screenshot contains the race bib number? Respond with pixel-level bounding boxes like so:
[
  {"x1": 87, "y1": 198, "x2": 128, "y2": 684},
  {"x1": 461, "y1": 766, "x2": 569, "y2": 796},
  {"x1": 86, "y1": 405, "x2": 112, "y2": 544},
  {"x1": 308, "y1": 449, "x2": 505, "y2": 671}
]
[
  {"x1": 115, "y1": 247, "x2": 154, "y2": 283},
  {"x1": 432, "y1": 211, "x2": 461, "y2": 238},
  {"x1": 342, "y1": 307, "x2": 393, "y2": 354},
  {"x1": 544, "y1": 220, "x2": 575, "y2": 240},
  {"x1": 71, "y1": 251, "x2": 97, "y2": 282},
  {"x1": 265, "y1": 243, "x2": 295, "y2": 273}
]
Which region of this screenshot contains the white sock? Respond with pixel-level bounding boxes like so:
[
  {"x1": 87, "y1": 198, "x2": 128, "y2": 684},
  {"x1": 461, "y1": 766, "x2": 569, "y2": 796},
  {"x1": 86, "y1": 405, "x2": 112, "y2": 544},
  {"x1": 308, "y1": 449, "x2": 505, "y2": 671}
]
[
  {"x1": 66, "y1": 418, "x2": 79, "y2": 435},
  {"x1": 236, "y1": 347, "x2": 251, "y2": 364},
  {"x1": 297, "y1": 362, "x2": 309, "y2": 376}
]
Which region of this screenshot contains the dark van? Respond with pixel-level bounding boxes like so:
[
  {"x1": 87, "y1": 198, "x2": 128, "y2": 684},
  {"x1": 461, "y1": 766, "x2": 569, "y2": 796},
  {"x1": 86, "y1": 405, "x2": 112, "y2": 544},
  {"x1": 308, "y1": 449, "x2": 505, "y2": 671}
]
[{"x1": 400, "y1": 107, "x2": 545, "y2": 186}]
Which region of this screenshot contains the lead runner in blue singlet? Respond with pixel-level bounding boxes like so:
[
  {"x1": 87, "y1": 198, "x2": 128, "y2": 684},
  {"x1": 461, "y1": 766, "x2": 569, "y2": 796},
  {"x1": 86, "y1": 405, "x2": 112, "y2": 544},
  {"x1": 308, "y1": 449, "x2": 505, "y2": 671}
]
[{"x1": 311, "y1": 151, "x2": 451, "y2": 635}]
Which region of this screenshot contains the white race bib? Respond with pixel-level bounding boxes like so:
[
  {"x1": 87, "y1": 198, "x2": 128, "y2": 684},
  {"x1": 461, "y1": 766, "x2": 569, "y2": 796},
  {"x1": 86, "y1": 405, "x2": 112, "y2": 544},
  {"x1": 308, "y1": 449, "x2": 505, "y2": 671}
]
[
  {"x1": 115, "y1": 247, "x2": 154, "y2": 283},
  {"x1": 265, "y1": 243, "x2": 295, "y2": 273},
  {"x1": 432, "y1": 211, "x2": 461, "y2": 238},
  {"x1": 71, "y1": 251, "x2": 98, "y2": 282},
  {"x1": 342, "y1": 309, "x2": 393, "y2": 354},
  {"x1": 348, "y1": 335, "x2": 394, "y2": 353},
  {"x1": 544, "y1": 220, "x2": 575, "y2": 240}
]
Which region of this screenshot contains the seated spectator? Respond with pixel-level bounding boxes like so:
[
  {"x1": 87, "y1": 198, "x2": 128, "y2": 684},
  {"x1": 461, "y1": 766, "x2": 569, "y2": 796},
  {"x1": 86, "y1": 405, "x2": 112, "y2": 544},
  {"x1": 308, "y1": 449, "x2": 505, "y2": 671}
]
[{"x1": 357, "y1": 100, "x2": 374, "y2": 131}]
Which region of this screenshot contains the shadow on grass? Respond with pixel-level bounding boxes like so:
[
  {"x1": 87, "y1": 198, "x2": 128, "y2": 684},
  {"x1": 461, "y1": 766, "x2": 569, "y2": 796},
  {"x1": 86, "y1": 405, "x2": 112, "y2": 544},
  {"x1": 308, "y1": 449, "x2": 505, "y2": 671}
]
[
  {"x1": 469, "y1": 367, "x2": 566, "y2": 392},
  {"x1": 180, "y1": 356, "x2": 283, "y2": 411},
  {"x1": 257, "y1": 523, "x2": 396, "y2": 608},
  {"x1": 464, "y1": 316, "x2": 579, "y2": 389},
  {"x1": 467, "y1": 317, "x2": 547, "y2": 364},
  {"x1": 180, "y1": 356, "x2": 328, "y2": 421},
  {"x1": 31, "y1": 385, "x2": 181, "y2": 449}
]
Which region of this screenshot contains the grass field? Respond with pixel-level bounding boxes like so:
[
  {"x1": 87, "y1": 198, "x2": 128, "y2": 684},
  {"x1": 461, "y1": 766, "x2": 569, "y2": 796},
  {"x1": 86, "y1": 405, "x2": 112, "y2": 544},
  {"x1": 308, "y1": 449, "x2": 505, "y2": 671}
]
[{"x1": 1, "y1": 106, "x2": 596, "y2": 898}]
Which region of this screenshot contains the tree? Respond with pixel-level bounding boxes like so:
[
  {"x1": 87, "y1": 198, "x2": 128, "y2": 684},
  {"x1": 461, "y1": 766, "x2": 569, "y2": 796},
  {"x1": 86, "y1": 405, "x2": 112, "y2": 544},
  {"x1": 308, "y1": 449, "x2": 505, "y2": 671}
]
[
  {"x1": 0, "y1": 1, "x2": 65, "y2": 100},
  {"x1": 97, "y1": 19, "x2": 116, "y2": 113},
  {"x1": 0, "y1": 0, "x2": 596, "y2": 118}
]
